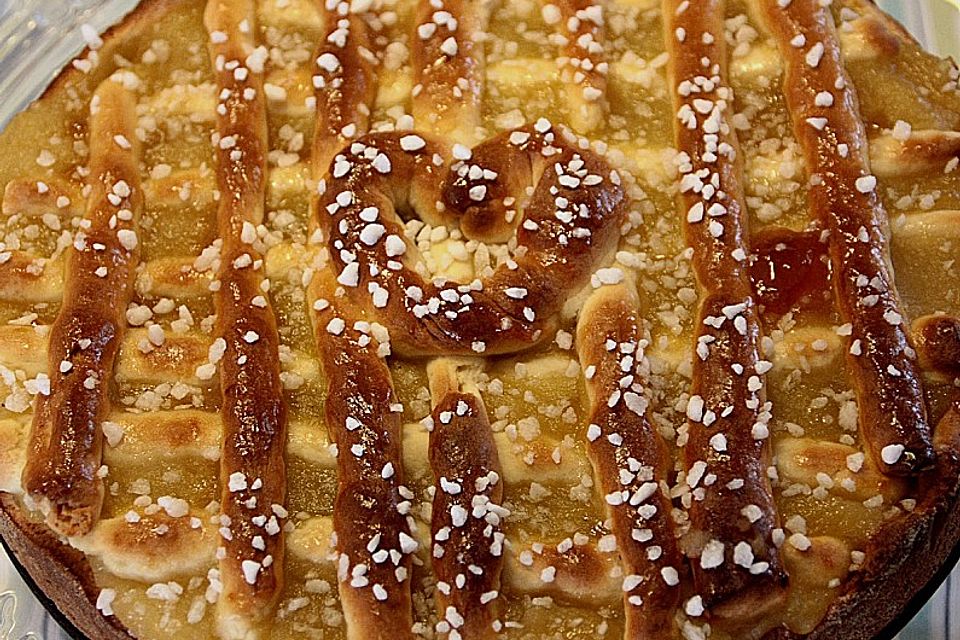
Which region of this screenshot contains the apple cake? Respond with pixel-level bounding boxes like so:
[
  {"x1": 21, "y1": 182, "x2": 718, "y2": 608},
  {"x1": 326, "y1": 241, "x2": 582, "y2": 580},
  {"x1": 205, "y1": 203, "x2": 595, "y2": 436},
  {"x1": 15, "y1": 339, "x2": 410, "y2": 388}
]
[{"x1": 1, "y1": 0, "x2": 960, "y2": 638}]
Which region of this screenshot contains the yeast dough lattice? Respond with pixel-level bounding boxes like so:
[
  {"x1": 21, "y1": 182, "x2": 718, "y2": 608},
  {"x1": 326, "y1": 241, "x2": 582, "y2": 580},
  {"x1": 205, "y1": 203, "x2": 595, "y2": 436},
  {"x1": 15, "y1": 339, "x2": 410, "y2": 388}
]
[{"x1": 0, "y1": 0, "x2": 958, "y2": 639}]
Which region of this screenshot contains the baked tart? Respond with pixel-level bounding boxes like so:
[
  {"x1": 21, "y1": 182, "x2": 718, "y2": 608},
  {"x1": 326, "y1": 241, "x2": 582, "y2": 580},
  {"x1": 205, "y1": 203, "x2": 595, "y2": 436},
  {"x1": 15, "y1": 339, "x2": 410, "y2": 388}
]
[{"x1": 1, "y1": 0, "x2": 960, "y2": 638}]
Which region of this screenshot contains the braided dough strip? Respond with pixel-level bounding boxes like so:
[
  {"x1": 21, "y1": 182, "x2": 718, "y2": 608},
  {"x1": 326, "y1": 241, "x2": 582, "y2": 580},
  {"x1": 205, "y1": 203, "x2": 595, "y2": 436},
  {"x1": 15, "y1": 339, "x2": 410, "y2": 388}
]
[
  {"x1": 412, "y1": 0, "x2": 488, "y2": 144},
  {"x1": 205, "y1": 1, "x2": 289, "y2": 634},
  {"x1": 311, "y1": 0, "x2": 378, "y2": 171},
  {"x1": 426, "y1": 359, "x2": 504, "y2": 639},
  {"x1": 759, "y1": 0, "x2": 934, "y2": 476},
  {"x1": 21, "y1": 78, "x2": 142, "y2": 538},
  {"x1": 663, "y1": 0, "x2": 786, "y2": 617},
  {"x1": 309, "y1": 121, "x2": 622, "y2": 634},
  {"x1": 311, "y1": 274, "x2": 417, "y2": 640},
  {"x1": 553, "y1": 0, "x2": 608, "y2": 134},
  {"x1": 317, "y1": 124, "x2": 625, "y2": 357},
  {"x1": 576, "y1": 283, "x2": 681, "y2": 638}
]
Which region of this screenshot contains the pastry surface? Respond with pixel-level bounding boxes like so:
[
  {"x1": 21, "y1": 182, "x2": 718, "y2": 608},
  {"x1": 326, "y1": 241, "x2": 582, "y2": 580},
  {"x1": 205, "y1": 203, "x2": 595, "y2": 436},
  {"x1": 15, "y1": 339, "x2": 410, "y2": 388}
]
[{"x1": 0, "y1": 0, "x2": 959, "y2": 639}]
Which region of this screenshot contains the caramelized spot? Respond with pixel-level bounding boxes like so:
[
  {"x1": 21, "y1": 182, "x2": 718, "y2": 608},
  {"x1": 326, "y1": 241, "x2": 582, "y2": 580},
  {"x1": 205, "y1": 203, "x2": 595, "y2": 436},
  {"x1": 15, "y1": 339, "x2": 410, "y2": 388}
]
[
  {"x1": 131, "y1": 412, "x2": 217, "y2": 450},
  {"x1": 914, "y1": 314, "x2": 960, "y2": 377},
  {"x1": 751, "y1": 226, "x2": 831, "y2": 318}
]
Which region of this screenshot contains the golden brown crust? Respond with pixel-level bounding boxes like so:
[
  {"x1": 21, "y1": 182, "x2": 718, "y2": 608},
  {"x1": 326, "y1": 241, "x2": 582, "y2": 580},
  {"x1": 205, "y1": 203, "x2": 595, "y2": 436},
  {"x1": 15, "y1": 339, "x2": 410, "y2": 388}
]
[
  {"x1": 663, "y1": 0, "x2": 786, "y2": 617},
  {"x1": 427, "y1": 389, "x2": 504, "y2": 639},
  {"x1": 500, "y1": 540, "x2": 620, "y2": 605},
  {"x1": 869, "y1": 130, "x2": 960, "y2": 178},
  {"x1": 411, "y1": 0, "x2": 487, "y2": 144},
  {"x1": 759, "y1": 0, "x2": 935, "y2": 476},
  {"x1": 554, "y1": 0, "x2": 608, "y2": 134},
  {"x1": 315, "y1": 125, "x2": 625, "y2": 358},
  {"x1": 2, "y1": 177, "x2": 82, "y2": 218},
  {"x1": 0, "y1": 252, "x2": 218, "y2": 306},
  {"x1": 576, "y1": 283, "x2": 681, "y2": 639},
  {"x1": 311, "y1": 273, "x2": 416, "y2": 640},
  {"x1": 21, "y1": 78, "x2": 143, "y2": 538},
  {"x1": 205, "y1": 0, "x2": 289, "y2": 631},
  {"x1": 309, "y1": 88, "x2": 624, "y2": 639},
  {"x1": 311, "y1": 5, "x2": 378, "y2": 171},
  {"x1": 847, "y1": 0, "x2": 920, "y2": 51}
]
